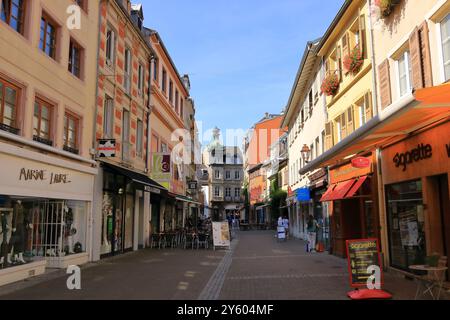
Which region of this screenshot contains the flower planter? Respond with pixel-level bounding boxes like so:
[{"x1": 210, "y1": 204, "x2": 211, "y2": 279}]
[
  {"x1": 376, "y1": 0, "x2": 401, "y2": 17},
  {"x1": 321, "y1": 74, "x2": 340, "y2": 97},
  {"x1": 344, "y1": 46, "x2": 364, "y2": 75}
]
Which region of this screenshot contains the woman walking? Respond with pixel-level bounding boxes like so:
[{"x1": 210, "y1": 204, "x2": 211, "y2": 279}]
[{"x1": 306, "y1": 215, "x2": 319, "y2": 252}]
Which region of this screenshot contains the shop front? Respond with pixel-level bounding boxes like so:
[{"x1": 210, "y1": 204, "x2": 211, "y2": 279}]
[
  {"x1": 0, "y1": 145, "x2": 96, "y2": 286},
  {"x1": 308, "y1": 168, "x2": 330, "y2": 251},
  {"x1": 381, "y1": 121, "x2": 450, "y2": 277},
  {"x1": 96, "y1": 162, "x2": 162, "y2": 258},
  {"x1": 296, "y1": 187, "x2": 311, "y2": 240},
  {"x1": 320, "y1": 155, "x2": 380, "y2": 258}
]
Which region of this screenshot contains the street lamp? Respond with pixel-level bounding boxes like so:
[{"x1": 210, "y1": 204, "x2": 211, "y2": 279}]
[{"x1": 301, "y1": 144, "x2": 311, "y2": 163}]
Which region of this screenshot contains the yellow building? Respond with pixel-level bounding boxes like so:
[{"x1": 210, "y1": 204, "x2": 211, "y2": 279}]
[
  {"x1": 299, "y1": 0, "x2": 380, "y2": 257},
  {"x1": 0, "y1": 0, "x2": 99, "y2": 284}
]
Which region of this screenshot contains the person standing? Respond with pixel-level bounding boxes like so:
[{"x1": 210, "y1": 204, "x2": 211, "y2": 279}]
[
  {"x1": 306, "y1": 215, "x2": 319, "y2": 252},
  {"x1": 282, "y1": 215, "x2": 289, "y2": 240}
]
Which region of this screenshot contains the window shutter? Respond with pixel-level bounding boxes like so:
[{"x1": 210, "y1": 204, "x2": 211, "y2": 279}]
[
  {"x1": 342, "y1": 33, "x2": 349, "y2": 57},
  {"x1": 418, "y1": 21, "x2": 433, "y2": 88},
  {"x1": 347, "y1": 106, "x2": 354, "y2": 135},
  {"x1": 409, "y1": 27, "x2": 424, "y2": 89},
  {"x1": 325, "y1": 122, "x2": 333, "y2": 150},
  {"x1": 364, "y1": 92, "x2": 373, "y2": 122},
  {"x1": 341, "y1": 113, "x2": 347, "y2": 139},
  {"x1": 378, "y1": 59, "x2": 391, "y2": 109},
  {"x1": 359, "y1": 14, "x2": 366, "y2": 58}
]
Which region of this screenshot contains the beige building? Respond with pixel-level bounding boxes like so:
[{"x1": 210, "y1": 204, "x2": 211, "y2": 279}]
[{"x1": 0, "y1": 0, "x2": 99, "y2": 285}]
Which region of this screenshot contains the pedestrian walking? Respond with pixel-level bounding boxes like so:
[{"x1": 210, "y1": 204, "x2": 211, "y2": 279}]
[
  {"x1": 306, "y1": 215, "x2": 319, "y2": 252},
  {"x1": 282, "y1": 215, "x2": 289, "y2": 240}
]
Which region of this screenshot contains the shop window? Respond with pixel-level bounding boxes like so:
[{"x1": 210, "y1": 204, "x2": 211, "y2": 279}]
[
  {"x1": 386, "y1": 180, "x2": 426, "y2": 271},
  {"x1": 63, "y1": 112, "x2": 79, "y2": 154},
  {"x1": 440, "y1": 14, "x2": 450, "y2": 81},
  {"x1": 1, "y1": 0, "x2": 26, "y2": 35},
  {"x1": 68, "y1": 38, "x2": 83, "y2": 79},
  {"x1": 39, "y1": 13, "x2": 58, "y2": 60},
  {"x1": 0, "y1": 77, "x2": 20, "y2": 134},
  {"x1": 33, "y1": 97, "x2": 53, "y2": 146},
  {"x1": 0, "y1": 198, "x2": 87, "y2": 269}
]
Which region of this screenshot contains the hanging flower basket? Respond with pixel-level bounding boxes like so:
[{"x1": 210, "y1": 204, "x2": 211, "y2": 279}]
[
  {"x1": 343, "y1": 46, "x2": 364, "y2": 75},
  {"x1": 375, "y1": 0, "x2": 400, "y2": 17},
  {"x1": 321, "y1": 74, "x2": 340, "y2": 97}
]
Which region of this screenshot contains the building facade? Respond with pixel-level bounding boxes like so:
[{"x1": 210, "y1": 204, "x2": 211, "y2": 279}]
[{"x1": 0, "y1": 0, "x2": 99, "y2": 284}]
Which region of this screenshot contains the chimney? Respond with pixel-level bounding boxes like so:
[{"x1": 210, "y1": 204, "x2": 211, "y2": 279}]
[
  {"x1": 265, "y1": 112, "x2": 269, "y2": 119},
  {"x1": 182, "y1": 74, "x2": 191, "y2": 92}
]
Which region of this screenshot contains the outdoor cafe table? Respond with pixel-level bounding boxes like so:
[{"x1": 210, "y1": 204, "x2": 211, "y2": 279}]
[{"x1": 409, "y1": 265, "x2": 448, "y2": 300}]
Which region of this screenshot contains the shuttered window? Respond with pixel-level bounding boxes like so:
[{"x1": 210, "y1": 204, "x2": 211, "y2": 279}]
[
  {"x1": 378, "y1": 59, "x2": 392, "y2": 109},
  {"x1": 347, "y1": 106, "x2": 354, "y2": 135},
  {"x1": 440, "y1": 14, "x2": 450, "y2": 81},
  {"x1": 409, "y1": 21, "x2": 433, "y2": 89},
  {"x1": 364, "y1": 92, "x2": 373, "y2": 122},
  {"x1": 397, "y1": 51, "x2": 412, "y2": 97},
  {"x1": 359, "y1": 14, "x2": 366, "y2": 58},
  {"x1": 324, "y1": 122, "x2": 333, "y2": 150}
]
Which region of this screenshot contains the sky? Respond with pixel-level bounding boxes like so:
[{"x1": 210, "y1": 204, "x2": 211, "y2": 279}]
[{"x1": 142, "y1": 0, "x2": 344, "y2": 146}]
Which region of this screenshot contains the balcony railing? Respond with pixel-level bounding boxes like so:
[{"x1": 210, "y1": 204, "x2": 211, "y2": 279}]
[
  {"x1": 225, "y1": 196, "x2": 232, "y2": 202},
  {"x1": 212, "y1": 196, "x2": 223, "y2": 202},
  {"x1": 33, "y1": 135, "x2": 53, "y2": 146},
  {"x1": 0, "y1": 123, "x2": 20, "y2": 135},
  {"x1": 63, "y1": 145, "x2": 79, "y2": 155}
]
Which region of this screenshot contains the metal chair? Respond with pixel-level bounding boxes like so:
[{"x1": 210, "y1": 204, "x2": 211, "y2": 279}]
[{"x1": 197, "y1": 233, "x2": 209, "y2": 249}]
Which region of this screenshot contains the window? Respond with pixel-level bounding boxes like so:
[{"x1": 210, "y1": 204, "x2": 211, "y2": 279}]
[
  {"x1": 214, "y1": 186, "x2": 220, "y2": 197},
  {"x1": 397, "y1": 51, "x2": 412, "y2": 97},
  {"x1": 315, "y1": 137, "x2": 320, "y2": 158},
  {"x1": 68, "y1": 39, "x2": 82, "y2": 78},
  {"x1": 180, "y1": 98, "x2": 184, "y2": 118},
  {"x1": 106, "y1": 27, "x2": 116, "y2": 67},
  {"x1": 103, "y1": 95, "x2": 114, "y2": 138},
  {"x1": 336, "y1": 120, "x2": 342, "y2": 143},
  {"x1": 136, "y1": 119, "x2": 143, "y2": 158},
  {"x1": 40, "y1": 14, "x2": 57, "y2": 59},
  {"x1": 321, "y1": 130, "x2": 325, "y2": 154},
  {"x1": 1, "y1": 0, "x2": 25, "y2": 34},
  {"x1": 63, "y1": 112, "x2": 79, "y2": 154},
  {"x1": 235, "y1": 170, "x2": 240, "y2": 180},
  {"x1": 0, "y1": 78, "x2": 19, "y2": 132},
  {"x1": 225, "y1": 170, "x2": 231, "y2": 180},
  {"x1": 225, "y1": 188, "x2": 231, "y2": 197},
  {"x1": 169, "y1": 80, "x2": 173, "y2": 105},
  {"x1": 161, "y1": 142, "x2": 167, "y2": 153},
  {"x1": 215, "y1": 170, "x2": 220, "y2": 179},
  {"x1": 175, "y1": 90, "x2": 179, "y2": 113},
  {"x1": 162, "y1": 68, "x2": 167, "y2": 93},
  {"x1": 308, "y1": 90, "x2": 313, "y2": 115},
  {"x1": 357, "y1": 93, "x2": 373, "y2": 127},
  {"x1": 138, "y1": 63, "x2": 144, "y2": 96},
  {"x1": 124, "y1": 48, "x2": 131, "y2": 94},
  {"x1": 33, "y1": 98, "x2": 53, "y2": 145},
  {"x1": 234, "y1": 188, "x2": 240, "y2": 198},
  {"x1": 122, "y1": 109, "x2": 130, "y2": 160},
  {"x1": 153, "y1": 57, "x2": 158, "y2": 81},
  {"x1": 441, "y1": 14, "x2": 450, "y2": 81}
]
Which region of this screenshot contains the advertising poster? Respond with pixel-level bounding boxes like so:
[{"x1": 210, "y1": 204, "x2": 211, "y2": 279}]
[
  {"x1": 212, "y1": 222, "x2": 231, "y2": 249},
  {"x1": 151, "y1": 153, "x2": 171, "y2": 189},
  {"x1": 399, "y1": 211, "x2": 419, "y2": 247},
  {"x1": 346, "y1": 239, "x2": 383, "y2": 288}
]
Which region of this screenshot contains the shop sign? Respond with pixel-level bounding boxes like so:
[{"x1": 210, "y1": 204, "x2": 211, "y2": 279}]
[
  {"x1": 296, "y1": 188, "x2": 311, "y2": 202},
  {"x1": 144, "y1": 186, "x2": 161, "y2": 194},
  {"x1": 351, "y1": 157, "x2": 371, "y2": 169},
  {"x1": 346, "y1": 239, "x2": 384, "y2": 288},
  {"x1": 151, "y1": 153, "x2": 171, "y2": 189},
  {"x1": 19, "y1": 168, "x2": 71, "y2": 185},
  {"x1": 97, "y1": 139, "x2": 116, "y2": 158},
  {"x1": 330, "y1": 159, "x2": 372, "y2": 184},
  {"x1": 212, "y1": 222, "x2": 231, "y2": 249},
  {"x1": 393, "y1": 143, "x2": 432, "y2": 172}
]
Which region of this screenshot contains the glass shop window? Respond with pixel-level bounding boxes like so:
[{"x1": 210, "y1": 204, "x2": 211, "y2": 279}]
[{"x1": 386, "y1": 180, "x2": 426, "y2": 271}]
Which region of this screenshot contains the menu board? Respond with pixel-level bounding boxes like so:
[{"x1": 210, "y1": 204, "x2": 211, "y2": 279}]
[
  {"x1": 212, "y1": 222, "x2": 231, "y2": 249},
  {"x1": 346, "y1": 239, "x2": 383, "y2": 288}
]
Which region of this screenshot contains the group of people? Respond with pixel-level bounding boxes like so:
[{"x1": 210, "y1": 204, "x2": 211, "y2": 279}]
[{"x1": 278, "y1": 214, "x2": 322, "y2": 253}]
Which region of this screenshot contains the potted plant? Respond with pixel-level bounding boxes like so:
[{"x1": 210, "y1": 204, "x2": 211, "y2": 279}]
[
  {"x1": 321, "y1": 74, "x2": 340, "y2": 97},
  {"x1": 343, "y1": 46, "x2": 364, "y2": 75},
  {"x1": 375, "y1": 0, "x2": 401, "y2": 17}
]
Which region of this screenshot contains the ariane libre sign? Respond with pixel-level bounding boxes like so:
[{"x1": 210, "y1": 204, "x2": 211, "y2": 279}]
[{"x1": 19, "y1": 168, "x2": 72, "y2": 185}]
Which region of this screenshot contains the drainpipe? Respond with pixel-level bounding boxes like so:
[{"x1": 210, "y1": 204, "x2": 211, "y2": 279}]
[
  {"x1": 367, "y1": 0, "x2": 379, "y2": 116},
  {"x1": 146, "y1": 53, "x2": 155, "y2": 174}
]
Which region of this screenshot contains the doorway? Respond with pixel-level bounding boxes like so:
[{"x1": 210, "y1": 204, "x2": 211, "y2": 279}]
[{"x1": 434, "y1": 174, "x2": 449, "y2": 280}]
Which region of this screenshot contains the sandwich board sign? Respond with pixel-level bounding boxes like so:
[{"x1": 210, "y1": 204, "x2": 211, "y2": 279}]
[{"x1": 212, "y1": 222, "x2": 231, "y2": 250}]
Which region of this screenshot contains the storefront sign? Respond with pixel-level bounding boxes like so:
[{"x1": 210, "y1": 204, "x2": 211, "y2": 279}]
[
  {"x1": 151, "y1": 153, "x2": 171, "y2": 189},
  {"x1": 296, "y1": 188, "x2": 311, "y2": 202},
  {"x1": 0, "y1": 153, "x2": 94, "y2": 201},
  {"x1": 330, "y1": 157, "x2": 373, "y2": 184},
  {"x1": 212, "y1": 222, "x2": 231, "y2": 249},
  {"x1": 346, "y1": 239, "x2": 383, "y2": 288},
  {"x1": 97, "y1": 139, "x2": 116, "y2": 158},
  {"x1": 393, "y1": 143, "x2": 432, "y2": 171},
  {"x1": 351, "y1": 157, "x2": 371, "y2": 169}
]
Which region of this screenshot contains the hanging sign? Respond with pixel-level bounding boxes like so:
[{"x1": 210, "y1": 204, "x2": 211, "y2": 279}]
[
  {"x1": 151, "y1": 153, "x2": 171, "y2": 189},
  {"x1": 98, "y1": 139, "x2": 116, "y2": 158},
  {"x1": 346, "y1": 238, "x2": 384, "y2": 288},
  {"x1": 351, "y1": 157, "x2": 371, "y2": 169}
]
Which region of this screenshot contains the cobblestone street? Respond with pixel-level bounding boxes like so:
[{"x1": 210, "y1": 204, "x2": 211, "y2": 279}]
[{"x1": 0, "y1": 231, "x2": 443, "y2": 300}]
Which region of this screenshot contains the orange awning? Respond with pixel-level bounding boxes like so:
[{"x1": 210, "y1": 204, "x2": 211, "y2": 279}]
[
  {"x1": 320, "y1": 179, "x2": 356, "y2": 202},
  {"x1": 345, "y1": 175, "x2": 368, "y2": 198},
  {"x1": 300, "y1": 83, "x2": 450, "y2": 174}
]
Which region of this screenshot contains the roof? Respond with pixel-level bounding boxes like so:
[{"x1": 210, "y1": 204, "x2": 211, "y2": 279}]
[{"x1": 281, "y1": 38, "x2": 322, "y2": 128}]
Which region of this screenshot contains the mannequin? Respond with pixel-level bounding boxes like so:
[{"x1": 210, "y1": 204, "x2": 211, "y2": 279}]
[
  {"x1": 1, "y1": 208, "x2": 13, "y2": 266},
  {"x1": 11, "y1": 200, "x2": 26, "y2": 264}
]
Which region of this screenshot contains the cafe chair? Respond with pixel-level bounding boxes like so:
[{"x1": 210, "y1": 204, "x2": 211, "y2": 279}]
[{"x1": 412, "y1": 255, "x2": 448, "y2": 300}]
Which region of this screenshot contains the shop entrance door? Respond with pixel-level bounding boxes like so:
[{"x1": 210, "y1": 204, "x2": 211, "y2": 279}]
[{"x1": 436, "y1": 174, "x2": 449, "y2": 280}]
